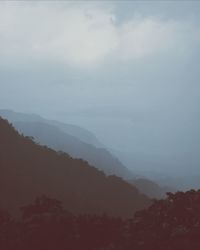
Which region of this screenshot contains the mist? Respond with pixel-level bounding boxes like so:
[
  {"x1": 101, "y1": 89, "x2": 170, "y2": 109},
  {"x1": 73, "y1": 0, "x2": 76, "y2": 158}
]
[{"x1": 0, "y1": 1, "x2": 200, "y2": 186}]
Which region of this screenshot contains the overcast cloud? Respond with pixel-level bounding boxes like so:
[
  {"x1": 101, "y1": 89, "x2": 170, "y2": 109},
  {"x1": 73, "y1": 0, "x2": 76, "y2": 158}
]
[{"x1": 0, "y1": 1, "x2": 198, "y2": 67}]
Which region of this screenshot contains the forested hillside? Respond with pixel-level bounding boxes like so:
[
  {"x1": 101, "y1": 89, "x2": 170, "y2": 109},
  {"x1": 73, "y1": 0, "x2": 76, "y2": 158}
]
[
  {"x1": 0, "y1": 118, "x2": 150, "y2": 218},
  {"x1": 0, "y1": 109, "x2": 133, "y2": 179}
]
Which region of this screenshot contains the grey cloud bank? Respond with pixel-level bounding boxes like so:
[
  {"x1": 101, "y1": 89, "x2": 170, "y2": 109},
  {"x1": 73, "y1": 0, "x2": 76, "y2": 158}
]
[{"x1": 0, "y1": 1, "x2": 197, "y2": 67}]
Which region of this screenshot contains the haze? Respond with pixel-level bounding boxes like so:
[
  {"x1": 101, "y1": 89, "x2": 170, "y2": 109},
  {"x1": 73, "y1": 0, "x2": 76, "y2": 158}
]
[{"x1": 0, "y1": 1, "x2": 200, "y2": 182}]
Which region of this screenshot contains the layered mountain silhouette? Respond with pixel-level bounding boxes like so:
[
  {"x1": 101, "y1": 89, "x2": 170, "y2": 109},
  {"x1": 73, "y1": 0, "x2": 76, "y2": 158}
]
[
  {"x1": 128, "y1": 178, "x2": 175, "y2": 199},
  {"x1": 0, "y1": 109, "x2": 103, "y2": 147},
  {"x1": 0, "y1": 109, "x2": 133, "y2": 179},
  {"x1": 0, "y1": 117, "x2": 151, "y2": 217}
]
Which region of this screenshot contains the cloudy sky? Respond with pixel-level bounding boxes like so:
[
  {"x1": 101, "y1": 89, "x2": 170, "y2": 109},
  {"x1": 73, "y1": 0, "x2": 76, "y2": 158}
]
[{"x1": 0, "y1": 1, "x2": 200, "y2": 175}]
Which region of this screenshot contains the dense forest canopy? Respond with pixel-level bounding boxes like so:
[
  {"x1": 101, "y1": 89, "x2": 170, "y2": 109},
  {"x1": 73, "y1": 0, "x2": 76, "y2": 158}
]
[{"x1": 1, "y1": 190, "x2": 200, "y2": 250}]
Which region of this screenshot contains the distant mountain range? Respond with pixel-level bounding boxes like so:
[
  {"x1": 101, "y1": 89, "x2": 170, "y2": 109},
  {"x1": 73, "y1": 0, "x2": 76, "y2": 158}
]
[
  {"x1": 0, "y1": 109, "x2": 133, "y2": 179},
  {"x1": 128, "y1": 178, "x2": 175, "y2": 199},
  {"x1": 0, "y1": 117, "x2": 151, "y2": 217},
  {"x1": 0, "y1": 109, "x2": 171, "y2": 198},
  {"x1": 0, "y1": 109, "x2": 103, "y2": 147}
]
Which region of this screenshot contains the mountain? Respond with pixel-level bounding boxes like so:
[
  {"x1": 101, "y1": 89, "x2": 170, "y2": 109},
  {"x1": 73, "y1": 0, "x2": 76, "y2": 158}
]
[
  {"x1": 0, "y1": 109, "x2": 133, "y2": 179},
  {"x1": 128, "y1": 178, "x2": 176, "y2": 199},
  {"x1": 0, "y1": 117, "x2": 151, "y2": 217},
  {"x1": 0, "y1": 109, "x2": 103, "y2": 147},
  {"x1": 110, "y1": 148, "x2": 169, "y2": 180},
  {"x1": 49, "y1": 119, "x2": 104, "y2": 148}
]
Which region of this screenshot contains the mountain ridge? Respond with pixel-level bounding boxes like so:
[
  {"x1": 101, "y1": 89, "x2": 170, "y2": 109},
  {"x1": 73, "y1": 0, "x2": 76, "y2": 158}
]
[
  {"x1": 0, "y1": 117, "x2": 151, "y2": 217},
  {"x1": 0, "y1": 109, "x2": 133, "y2": 179}
]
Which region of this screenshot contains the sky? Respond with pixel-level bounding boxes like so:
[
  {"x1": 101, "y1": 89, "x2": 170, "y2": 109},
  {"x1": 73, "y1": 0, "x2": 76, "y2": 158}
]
[{"x1": 0, "y1": 0, "x2": 200, "y2": 176}]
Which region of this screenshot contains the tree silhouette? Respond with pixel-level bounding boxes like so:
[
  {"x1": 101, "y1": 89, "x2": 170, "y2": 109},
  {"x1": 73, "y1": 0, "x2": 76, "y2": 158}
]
[{"x1": 20, "y1": 196, "x2": 75, "y2": 249}]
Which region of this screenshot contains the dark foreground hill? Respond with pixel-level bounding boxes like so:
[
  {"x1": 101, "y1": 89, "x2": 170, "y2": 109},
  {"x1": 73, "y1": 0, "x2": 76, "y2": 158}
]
[
  {"x1": 0, "y1": 118, "x2": 150, "y2": 218},
  {"x1": 0, "y1": 109, "x2": 133, "y2": 179}
]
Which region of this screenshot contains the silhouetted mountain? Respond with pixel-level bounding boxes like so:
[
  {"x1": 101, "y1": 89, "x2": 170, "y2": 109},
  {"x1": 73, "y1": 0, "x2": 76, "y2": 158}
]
[
  {"x1": 112, "y1": 148, "x2": 200, "y2": 191},
  {"x1": 0, "y1": 117, "x2": 151, "y2": 218},
  {"x1": 0, "y1": 109, "x2": 133, "y2": 179},
  {"x1": 14, "y1": 121, "x2": 134, "y2": 179},
  {"x1": 49, "y1": 119, "x2": 104, "y2": 148},
  {"x1": 0, "y1": 109, "x2": 103, "y2": 147},
  {"x1": 128, "y1": 178, "x2": 176, "y2": 199}
]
